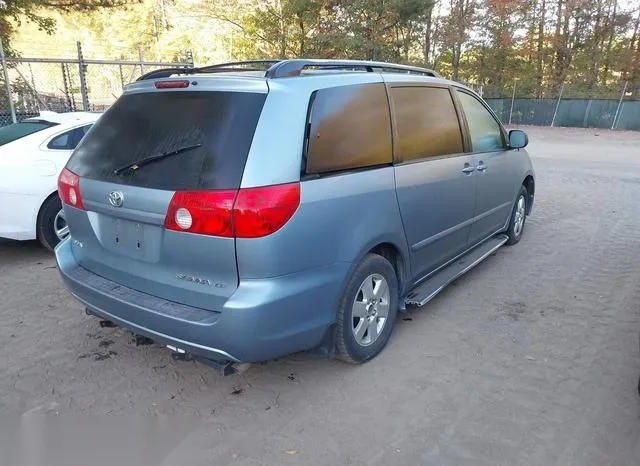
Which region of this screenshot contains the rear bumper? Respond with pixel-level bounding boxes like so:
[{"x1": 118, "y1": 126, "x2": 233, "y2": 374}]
[{"x1": 55, "y1": 239, "x2": 349, "y2": 363}]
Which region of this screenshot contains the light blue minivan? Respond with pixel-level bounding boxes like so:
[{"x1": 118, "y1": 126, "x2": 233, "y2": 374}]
[{"x1": 56, "y1": 59, "x2": 535, "y2": 374}]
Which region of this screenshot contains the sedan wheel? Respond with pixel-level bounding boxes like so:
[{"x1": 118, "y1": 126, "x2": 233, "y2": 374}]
[
  {"x1": 54, "y1": 209, "x2": 70, "y2": 241},
  {"x1": 37, "y1": 195, "x2": 66, "y2": 251}
]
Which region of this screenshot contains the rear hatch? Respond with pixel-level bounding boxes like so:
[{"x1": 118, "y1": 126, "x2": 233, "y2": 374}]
[{"x1": 63, "y1": 81, "x2": 268, "y2": 311}]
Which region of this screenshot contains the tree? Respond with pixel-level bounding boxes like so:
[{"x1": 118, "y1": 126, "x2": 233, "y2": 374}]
[
  {"x1": 477, "y1": 0, "x2": 531, "y2": 91},
  {"x1": 5, "y1": 0, "x2": 640, "y2": 101},
  {"x1": 535, "y1": 0, "x2": 546, "y2": 97},
  {"x1": 626, "y1": 7, "x2": 640, "y2": 96},
  {"x1": 440, "y1": 0, "x2": 476, "y2": 80},
  {"x1": 1, "y1": 0, "x2": 139, "y2": 54}
]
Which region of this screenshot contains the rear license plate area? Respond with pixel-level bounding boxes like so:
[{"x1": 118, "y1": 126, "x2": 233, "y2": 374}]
[
  {"x1": 93, "y1": 214, "x2": 162, "y2": 260},
  {"x1": 111, "y1": 217, "x2": 145, "y2": 250}
]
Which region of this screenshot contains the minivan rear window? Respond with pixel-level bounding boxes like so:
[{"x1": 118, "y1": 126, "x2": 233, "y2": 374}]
[
  {"x1": 66, "y1": 91, "x2": 267, "y2": 191},
  {"x1": 0, "y1": 121, "x2": 58, "y2": 146}
]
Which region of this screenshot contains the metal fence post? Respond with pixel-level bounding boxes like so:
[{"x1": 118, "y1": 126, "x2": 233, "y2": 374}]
[
  {"x1": 582, "y1": 99, "x2": 593, "y2": 128},
  {"x1": 76, "y1": 41, "x2": 90, "y2": 111},
  {"x1": 61, "y1": 63, "x2": 72, "y2": 111},
  {"x1": 508, "y1": 80, "x2": 517, "y2": 125},
  {"x1": 551, "y1": 82, "x2": 564, "y2": 127},
  {"x1": 138, "y1": 47, "x2": 145, "y2": 75},
  {"x1": 118, "y1": 64, "x2": 125, "y2": 88},
  {"x1": 611, "y1": 80, "x2": 628, "y2": 130},
  {"x1": 185, "y1": 50, "x2": 194, "y2": 69},
  {"x1": 0, "y1": 37, "x2": 17, "y2": 124}
]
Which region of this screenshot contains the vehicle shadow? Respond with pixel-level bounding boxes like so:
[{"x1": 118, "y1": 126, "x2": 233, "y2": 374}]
[{"x1": 0, "y1": 239, "x2": 52, "y2": 262}]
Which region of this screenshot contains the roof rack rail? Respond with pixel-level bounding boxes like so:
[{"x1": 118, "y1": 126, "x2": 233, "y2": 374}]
[
  {"x1": 136, "y1": 59, "x2": 439, "y2": 81},
  {"x1": 136, "y1": 60, "x2": 282, "y2": 81},
  {"x1": 264, "y1": 59, "x2": 439, "y2": 78},
  {"x1": 137, "y1": 67, "x2": 191, "y2": 81}
]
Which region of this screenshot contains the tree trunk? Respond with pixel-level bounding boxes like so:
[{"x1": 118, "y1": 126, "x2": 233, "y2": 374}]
[
  {"x1": 553, "y1": 0, "x2": 564, "y2": 87},
  {"x1": 431, "y1": 3, "x2": 441, "y2": 69},
  {"x1": 159, "y1": 0, "x2": 169, "y2": 30},
  {"x1": 478, "y1": 44, "x2": 486, "y2": 88},
  {"x1": 403, "y1": 25, "x2": 413, "y2": 61},
  {"x1": 589, "y1": 0, "x2": 604, "y2": 86},
  {"x1": 450, "y1": 0, "x2": 473, "y2": 81},
  {"x1": 277, "y1": 0, "x2": 286, "y2": 58},
  {"x1": 453, "y1": 43, "x2": 461, "y2": 80},
  {"x1": 553, "y1": 0, "x2": 574, "y2": 88},
  {"x1": 299, "y1": 19, "x2": 305, "y2": 56},
  {"x1": 601, "y1": 0, "x2": 617, "y2": 84},
  {"x1": 629, "y1": 9, "x2": 640, "y2": 97},
  {"x1": 536, "y1": 0, "x2": 546, "y2": 97},
  {"x1": 424, "y1": 8, "x2": 433, "y2": 65}
]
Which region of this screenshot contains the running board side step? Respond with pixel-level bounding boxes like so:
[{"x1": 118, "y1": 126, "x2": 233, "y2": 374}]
[{"x1": 405, "y1": 234, "x2": 508, "y2": 307}]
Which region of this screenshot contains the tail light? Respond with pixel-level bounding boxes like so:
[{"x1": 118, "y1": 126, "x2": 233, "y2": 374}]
[
  {"x1": 155, "y1": 80, "x2": 190, "y2": 89},
  {"x1": 165, "y1": 190, "x2": 236, "y2": 237},
  {"x1": 234, "y1": 184, "x2": 301, "y2": 238},
  {"x1": 164, "y1": 183, "x2": 300, "y2": 238},
  {"x1": 58, "y1": 168, "x2": 84, "y2": 210}
]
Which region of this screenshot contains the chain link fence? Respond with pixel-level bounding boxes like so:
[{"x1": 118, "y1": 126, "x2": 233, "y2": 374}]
[
  {"x1": 0, "y1": 42, "x2": 193, "y2": 126},
  {"x1": 478, "y1": 82, "x2": 640, "y2": 131},
  {"x1": 2, "y1": 43, "x2": 639, "y2": 131}
]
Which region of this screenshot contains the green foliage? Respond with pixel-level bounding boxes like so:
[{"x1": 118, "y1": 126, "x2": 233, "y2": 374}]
[
  {"x1": 1, "y1": 0, "x2": 139, "y2": 55},
  {"x1": 5, "y1": 0, "x2": 640, "y2": 97}
]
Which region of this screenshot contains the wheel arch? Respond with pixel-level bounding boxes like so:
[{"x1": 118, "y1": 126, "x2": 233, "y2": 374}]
[
  {"x1": 33, "y1": 190, "x2": 63, "y2": 241},
  {"x1": 522, "y1": 173, "x2": 535, "y2": 214},
  {"x1": 351, "y1": 237, "x2": 411, "y2": 297},
  {"x1": 315, "y1": 237, "x2": 410, "y2": 359},
  {"x1": 36, "y1": 190, "x2": 61, "y2": 232}
]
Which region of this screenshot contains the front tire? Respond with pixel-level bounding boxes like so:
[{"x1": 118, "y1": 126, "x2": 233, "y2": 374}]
[
  {"x1": 37, "y1": 195, "x2": 69, "y2": 251},
  {"x1": 506, "y1": 186, "x2": 528, "y2": 246},
  {"x1": 335, "y1": 254, "x2": 398, "y2": 364}
]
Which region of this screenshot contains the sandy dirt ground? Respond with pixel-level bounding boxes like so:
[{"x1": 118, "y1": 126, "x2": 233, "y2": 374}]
[{"x1": 1, "y1": 126, "x2": 640, "y2": 465}]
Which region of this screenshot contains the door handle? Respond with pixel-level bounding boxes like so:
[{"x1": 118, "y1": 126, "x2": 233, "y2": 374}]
[
  {"x1": 461, "y1": 163, "x2": 475, "y2": 174},
  {"x1": 476, "y1": 162, "x2": 487, "y2": 172}
]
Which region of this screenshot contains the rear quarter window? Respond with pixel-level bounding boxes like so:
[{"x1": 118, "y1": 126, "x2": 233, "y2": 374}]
[
  {"x1": 304, "y1": 83, "x2": 392, "y2": 175},
  {"x1": 47, "y1": 129, "x2": 74, "y2": 150},
  {"x1": 67, "y1": 91, "x2": 267, "y2": 191}
]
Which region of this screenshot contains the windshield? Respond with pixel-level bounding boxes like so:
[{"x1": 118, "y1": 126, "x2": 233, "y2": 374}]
[
  {"x1": 0, "y1": 121, "x2": 58, "y2": 146},
  {"x1": 67, "y1": 90, "x2": 267, "y2": 191}
]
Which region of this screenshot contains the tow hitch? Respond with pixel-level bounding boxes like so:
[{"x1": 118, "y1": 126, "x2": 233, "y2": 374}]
[{"x1": 167, "y1": 345, "x2": 239, "y2": 376}]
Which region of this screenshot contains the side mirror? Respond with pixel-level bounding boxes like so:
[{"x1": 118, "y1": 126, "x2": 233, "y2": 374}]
[{"x1": 509, "y1": 130, "x2": 529, "y2": 149}]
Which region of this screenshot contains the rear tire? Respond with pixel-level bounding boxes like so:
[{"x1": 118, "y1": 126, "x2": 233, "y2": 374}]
[
  {"x1": 505, "y1": 186, "x2": 528, "y2": 246},
  {"x1": 37, "y1": 195, "x2": 68, "y2": 252},
  {"x1": 335, "y1": 254, "x2": 398, "y2": 364}
]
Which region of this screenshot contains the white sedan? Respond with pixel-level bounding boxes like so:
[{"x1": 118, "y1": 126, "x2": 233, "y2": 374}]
[{"x1": 0, "y1": 111, "x2": 102, "y2": 250}]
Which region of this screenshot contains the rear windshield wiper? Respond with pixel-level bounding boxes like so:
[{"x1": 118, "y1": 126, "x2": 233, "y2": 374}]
[{"x1": 113, "y1": 143, "x2": 203, "y2": 176}]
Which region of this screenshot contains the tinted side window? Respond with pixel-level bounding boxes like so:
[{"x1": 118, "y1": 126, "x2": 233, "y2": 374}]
[
  {"x1": 457, "y1": 91, "x2": 506, "y2": 152},
  {"x1": 47, "y1": 130, "x2": 74, "y2": 150},
  {"x1": 305, "y1": 83, "x2": 392, "y2": 175},
  {"x1": 392, "y1": 86, "x2": 464, "y2": 162}
]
